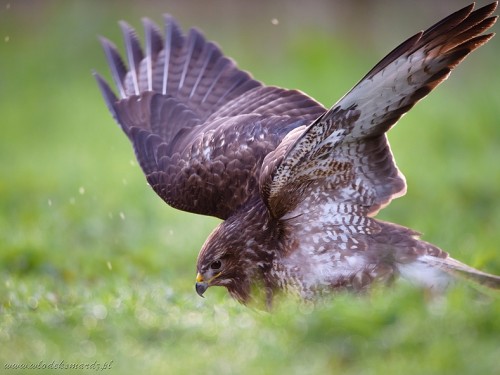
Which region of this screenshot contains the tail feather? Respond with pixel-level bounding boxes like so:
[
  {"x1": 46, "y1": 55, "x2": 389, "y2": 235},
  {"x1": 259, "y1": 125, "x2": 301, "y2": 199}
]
[{"x1": 420, "y1": 255, "x2": 500, "y2": 290}]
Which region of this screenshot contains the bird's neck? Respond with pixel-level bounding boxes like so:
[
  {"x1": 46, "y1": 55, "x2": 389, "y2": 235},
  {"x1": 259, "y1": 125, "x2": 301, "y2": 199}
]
[{"x1": 234, "y1": 197, "x2": 288, "y2": 305}]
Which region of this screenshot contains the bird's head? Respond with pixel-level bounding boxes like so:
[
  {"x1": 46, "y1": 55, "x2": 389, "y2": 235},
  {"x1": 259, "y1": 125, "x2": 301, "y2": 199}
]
[
  {"x1": 195, "y1": 205, "x2": 276, "y2": 304},
  {"x1": 195, "y1": 218, "x2": 254, "y2": 304}
]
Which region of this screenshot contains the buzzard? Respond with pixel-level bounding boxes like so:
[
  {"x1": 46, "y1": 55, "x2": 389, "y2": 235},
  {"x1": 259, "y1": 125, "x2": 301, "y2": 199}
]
[{"x1": 95, "y1": 3, "x2": 500, "y2": 305}]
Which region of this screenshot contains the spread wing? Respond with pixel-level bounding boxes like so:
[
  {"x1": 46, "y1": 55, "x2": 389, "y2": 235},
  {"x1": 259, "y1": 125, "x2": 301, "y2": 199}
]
[
  {"x1": 260, "y1": 2, "x2": 497, "y2": 220},
  {"x1": 94, "y1": 15, "x2": 325, "y2": 219}
]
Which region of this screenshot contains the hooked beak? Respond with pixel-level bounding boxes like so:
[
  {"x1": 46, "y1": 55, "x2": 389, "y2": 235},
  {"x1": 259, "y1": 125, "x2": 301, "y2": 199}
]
[
  {"x1": 195, "y1": 272, "x2": 208, "y2": 297},
  {"x1": 195, "y1": 271, "x2": 222, "y2": 297},
  {"x1": 195, "y1": 282, "x2": 208, "y2": 297}
]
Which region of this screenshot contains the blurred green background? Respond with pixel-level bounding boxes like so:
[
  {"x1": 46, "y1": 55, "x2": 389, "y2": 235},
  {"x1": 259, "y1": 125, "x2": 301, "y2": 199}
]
[{"x1": 1, "y1": 1, "x2": 499, "y2": 374}]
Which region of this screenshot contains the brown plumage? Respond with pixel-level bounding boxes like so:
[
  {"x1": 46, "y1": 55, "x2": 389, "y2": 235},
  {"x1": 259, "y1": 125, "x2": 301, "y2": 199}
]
[{"x1": 95, "y1": 3, "x2": 500, "y2": 306}]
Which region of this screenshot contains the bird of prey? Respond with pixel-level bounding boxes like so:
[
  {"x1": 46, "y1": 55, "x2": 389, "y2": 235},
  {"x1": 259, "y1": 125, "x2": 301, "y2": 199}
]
[{"x1": 95, "y1": 2, "x2": 500, "y2": 305}]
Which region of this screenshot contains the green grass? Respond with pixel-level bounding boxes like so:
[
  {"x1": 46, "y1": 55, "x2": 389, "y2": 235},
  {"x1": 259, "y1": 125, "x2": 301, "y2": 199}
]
[{"x1": 1, "y1": 2, "x2": 500, "y2": 374}]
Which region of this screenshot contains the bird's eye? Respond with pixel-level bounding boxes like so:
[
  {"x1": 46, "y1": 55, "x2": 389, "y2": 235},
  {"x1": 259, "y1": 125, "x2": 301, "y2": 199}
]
[{"x1": 210, "y1": 260, "x2": 222, "y2": 270}]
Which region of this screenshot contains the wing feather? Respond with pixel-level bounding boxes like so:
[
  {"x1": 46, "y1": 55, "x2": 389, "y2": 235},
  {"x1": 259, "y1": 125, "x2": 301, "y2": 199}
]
[
  {"x1": 260, "y1": 2, "x2": 497, "y2": 218},
  {"x1": 142, "y1": 18, "x2": 163, "y2": 91},
  {"x1": 334, "y1": 2, "x2": 497, "y2": 140},
  {"x1": 95, "y1": 15, "x2": 324, "y2": 219},
  {"x1": 119, "y1": 21, "x2": 144, "y2": 95},
  {"x1": 98, "y1": 37, "x2": 127, "y2": 99}
]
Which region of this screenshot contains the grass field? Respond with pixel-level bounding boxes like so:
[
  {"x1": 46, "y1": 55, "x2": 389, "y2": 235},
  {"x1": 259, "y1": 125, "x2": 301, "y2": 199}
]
[{"x1": 1, "y1": 1, "x2": 499, "y2": 374}]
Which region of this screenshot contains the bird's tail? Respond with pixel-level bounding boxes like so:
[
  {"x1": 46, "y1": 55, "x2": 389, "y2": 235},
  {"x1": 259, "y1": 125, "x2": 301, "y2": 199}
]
[{"x1": 419, "y1": 255, "x2": 500, "y2": 290}]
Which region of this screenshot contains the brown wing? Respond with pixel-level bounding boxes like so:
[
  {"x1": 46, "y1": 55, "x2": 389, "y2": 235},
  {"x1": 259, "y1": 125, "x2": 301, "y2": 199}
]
[
  {"x1": 260, "y1": 2, "x2": 497, "y2": 219},
  {"x1": 94, "y1": 15, "x2": 325, "y2": 219}
]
